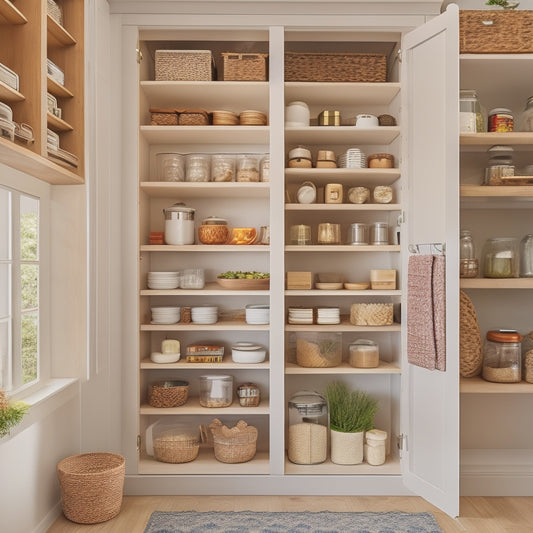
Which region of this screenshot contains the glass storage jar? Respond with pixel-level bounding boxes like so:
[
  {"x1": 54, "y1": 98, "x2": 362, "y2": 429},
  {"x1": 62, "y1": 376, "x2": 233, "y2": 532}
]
[
  {"x1": 460, "y1": 229, "x2": 478, "y2": 278},
  {"x1": 260, "y1": 155, "x2": 270, "y2": 182},
  {"x1": 485, "y1": 145, "x2": 515, "y2": 185},
  {"x1": 211, "y1": 154, "x2": 236, "y2": 182},
  {"x1": 482, "y1": 330, "x2": 523, "y2": 383},
  {"x1": 295, "y1": 331, "x2": 342, "y2": 368},
  {"x1": 518, "y1": 96, "x2": 533, "y2": 132},
  {"x1": 156, "y1": 152, "x2": 185, "y2": 181},
  {"x1": 519, "y1": 234, "x2": 533, "y2": 277},
  {"x1": 199, "y1": 375, "x2": 233, "y2": 407},
  {"x1": 459, "y1": 90, "x2": 484, "y2": 133},
  {"x1": 287, "y1": 391, "x2": 328, "y2": 465},
  {"x1": 236, "y1": 154, "x2": 260, "y2": 182},
  {"x1": 522, "y1": 332, "x2": 533, "y2": 384},
  {"x1": 185, "y1": 153, "x2": 210, "y2": 182},
  {"x1": 488, "y1": 108, "x2": 514, "y2": 132},
  {"x1": 349, "y1": 339, "x2": 379, "y2": 368},
  {"x1": 482, "y1": 237, "x2": 519, "y2": 278}
]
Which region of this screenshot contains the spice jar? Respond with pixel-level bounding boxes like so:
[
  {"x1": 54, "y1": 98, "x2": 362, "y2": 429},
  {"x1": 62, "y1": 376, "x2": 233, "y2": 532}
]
[
  {"x1": 519, "y1": 234, "x2": 533, "y2": 277},
  {"x1": 482, "y1": 330, "x2": 523, "y2": 383},
  {"x1": 482, "y1": 237, "x2": 519, "y2": 278},
  {"x1": 349, "y1": 339, "x2": 379, "y2": 368},
  {"x1": 364, "y1": 429, "x2": 387, "y2": 466},
  {"x1": 287, "y1": 391, "x2": 328, "y2": 465},
  {"x1": 488, "y1": 108, "x2": 514, "y2": 132},
  {"x1": 185, "y1": 153, "x2": 210, "y2": 182},
  {"x1": 236, "y1": 154, "x2": 260, "y2": 182},
  {"x1": 199, "y1": 375, "x2": 233, "y2": 407},
  {"x1": 460, "y1": 229, "x2": 479, "y2": 278}
]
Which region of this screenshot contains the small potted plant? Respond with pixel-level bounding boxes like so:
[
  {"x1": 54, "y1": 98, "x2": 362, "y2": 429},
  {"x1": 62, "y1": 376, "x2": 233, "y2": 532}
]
[
  {"x1": 324, "y1": 382, "x2": 378, "y2": 465},
  {"x1": 0, "y1": 390, "x2": 29, "y2": 438}
]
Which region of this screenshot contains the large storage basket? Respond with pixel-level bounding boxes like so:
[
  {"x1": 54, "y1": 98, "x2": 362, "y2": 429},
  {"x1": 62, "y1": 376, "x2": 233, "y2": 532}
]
[
  {"x1": 285, "y1": 51, "x2": 387, "y2": 82},
  {"x1": 155, "y1": 50, "x2": 214, "y2": 81},
  {"x1": 459, "y1": 10, "x2": 533, "y2": 53},
  {"x1": 350, "y1": 303, "x2": 393, "y2": 326},
  {"x1": 222, "y1": 52, "x2": 268, "y2": 81},
  {"x1": 208, "y1": 419, "x2": 258, "y2": 464},
  {"x1": 57, "y1": 453, "x2": 125, "y2": 524}
]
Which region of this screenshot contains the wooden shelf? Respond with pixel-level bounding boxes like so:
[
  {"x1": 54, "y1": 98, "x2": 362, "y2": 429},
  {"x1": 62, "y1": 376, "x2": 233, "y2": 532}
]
[
  {"x1": 461, "y1": 376, "x2": 533, "y2": 394},
  {"x1": 285, "y1": 126, "x2": 400, "y2": 145},
  {"x1": 140, "y1": 357, "x2": 269, "y2": 370},
  {"x1": 285, "y1": 319, "x2": 401, "y2": 333},
  {"x1": 141, "y1": 244, "x2": 270, "y2": 253},
  {"x1": 286, "y1": 203, "x2": 401, "y2": 212},
  {"x1": 0, "y1": 0, "x2": 27, "y2": 24},
  {"x1": 141, "y1": 281, "x2": 271, "y2": 296},
  {"x1": 284, "y1": 82, "x2": 401, "y2": 105},
  {"x1": 47, "y1": 76, "x2": 74, "y2": 98},
  {"x1": 141, "y1": 319, "x2": 270, "y2": 332},
  {"x1": 461, "y1": 185, "x2": 533, "y2": 198},
  {"x1": 140, "y1": 397, "x2": 270, "y2": 415},
  {"x1": 140, "y1": 125, "x2": 269, "y2": 145},
  {"x1": 47, "y1": 15, "x2": 77, "y2": 47},
  {"x1": 0, "y1": 80, "x2": 24, "y2": 103},
  {"x1": 47, "y1": 112, "x2": 73, "y2": 132},
  {"x1": 284, "y1": 456, "x2": 401, "y2": 476},
  {"x1": 285, "y1": 361, "x2": 400, "y2": 374},
  {"x1": 140, "y1": 181, "x2": 269, "y2": 199},
  {"x1": 460, "y1": 132, "x2": 533, "y2": 152},
  {"x1": 460, "y1": 278, "x2": 533, "y2": 289},
  {"x1": 139, "y1": 449, "x2": 270, "y2": 475},
  {"x1": 285, "y1": 167, "x2": 401, "y2": 186},
  {"x1": 286, "y1": 289, "x2": 400, "y2": 296},
  {"x1": 285, "y1": 245, "x2": 400, "y2": 252}
]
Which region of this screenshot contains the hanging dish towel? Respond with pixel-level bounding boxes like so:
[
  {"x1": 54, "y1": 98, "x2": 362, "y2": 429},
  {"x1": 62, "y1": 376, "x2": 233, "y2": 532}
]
[{"x1": 407, "y1": 254, "x2": 446, "y2": 371}]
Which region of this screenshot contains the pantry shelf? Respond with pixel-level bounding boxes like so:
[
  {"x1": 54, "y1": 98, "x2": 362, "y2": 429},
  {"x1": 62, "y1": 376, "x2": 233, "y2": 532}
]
[
  {"x1": 285, "y1": 167, "x2": 400, "y2": 186},
  {"x1": 141, "y1": 320, "x2": 270, "y2": 332},
  {"x1": 0, "y1": 0, "x2": 26, "y2": 24},
  {"x1": 285, "y1": 320, "x2": 401, "y2": 333},
  {"x1": 140, "y1": 358, "x2": 270, "y2": 370},
  {"x1": 460, "y1": 376, "x2": 533, "y2": 394},
  {"x1": 141, "y1": 244, "x2": 270, "y2": 253},
  {"x1": 47, "y1": 76, "x2": 74, "y2": 98},
  {"x1": 47, "y1": 112, "x2": 73, "y2": 132},
  {"x1": 0, "y1": 81, "x2": 24, "y2": 103},
  {"x1": 140, "y1": 181, "x2": 269, "y2": 199},
  {"x1": 285, "y1": 203, "x2": 401, "y2": 212},
  {"x1": 140, "y1": 397, "x2": 270, "y2": 415},
  {"x1": 141, "y1": 282, "x2": 272, "y2": 296},
  {"x1": 140, "y1": 125, "x2": 269, "y2": 145},
  {"x1": 285, "y1": 361, "x2": 400, "y2": 374},
  {"x1": 47, "y1": 15, "x2": 77, "y2": 47},
  {"x1": 285, "y1": 245, "x2": 400, "y2": 252},
  {"x1": 285, "y1": 289, "x2": 400, "y2": 296},
  {"x1": 284, "y1": 456, "x2": 401, "y2": 476},
  {"x1": 460, "y1": 278, "x2": 533, "y2": 289},
  {"x1": 285, "y1": 126, "x2": 400, "y2": 145}
]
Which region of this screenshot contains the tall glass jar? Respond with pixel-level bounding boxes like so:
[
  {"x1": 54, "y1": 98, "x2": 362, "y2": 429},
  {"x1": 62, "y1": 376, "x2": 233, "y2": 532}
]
[
  {"x1": 482, "y1": 330, "x2": 523, "y2": 383},
  {"x1": 518, "y1": 96, "x2": 533, "y2": 132},
  {"x1": 460, "y1": 90, "x2": 484, "y2": 133},
  {"x1": 287, "y1": 391, "x2": 328, "y2": 464},
  {"x1": 460, "y1": 229, "x2": 478, "y2": 278},
  {"x1": 519, "y1": 234, "x2": 533, "y2": 277},
  {"x1": 482, "y1": 237, "x2": 519, "y2": 278}
]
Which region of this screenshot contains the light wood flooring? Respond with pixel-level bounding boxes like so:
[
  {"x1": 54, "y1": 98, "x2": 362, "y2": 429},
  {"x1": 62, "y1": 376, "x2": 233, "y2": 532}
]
[{"x1": 47, "y1": 495, "x2": 533, "y2": 533}]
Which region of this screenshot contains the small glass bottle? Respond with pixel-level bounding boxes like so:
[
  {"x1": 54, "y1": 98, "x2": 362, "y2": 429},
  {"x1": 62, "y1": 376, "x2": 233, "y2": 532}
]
[
  {"x1": 518, "y1": 96, "x2": 533, "y2": 132},
  {"x1": 520, "y1": 234, "x2": 533, "y2": 277}
]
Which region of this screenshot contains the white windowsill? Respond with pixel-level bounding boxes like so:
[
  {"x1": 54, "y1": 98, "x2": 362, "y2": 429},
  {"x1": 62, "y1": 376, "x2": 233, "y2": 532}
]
[{"x1": 0, "y1": 378, "x2": 79, "y2": 442}]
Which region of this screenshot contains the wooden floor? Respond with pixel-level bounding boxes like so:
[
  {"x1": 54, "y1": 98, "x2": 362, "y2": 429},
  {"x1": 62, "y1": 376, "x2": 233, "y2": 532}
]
[{"x1": 47, "y1": 495, "x2": 533, "y2": 532}]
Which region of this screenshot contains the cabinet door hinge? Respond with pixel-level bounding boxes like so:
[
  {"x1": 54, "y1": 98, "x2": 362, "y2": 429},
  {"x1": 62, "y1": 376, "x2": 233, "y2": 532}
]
[
  {"x1": 136, "y1": 48, "x2": 143, "y2": 64},
  {"x1": 137, "y1": 434, "x2": 141, "y2": 452},
  {"x1": 397, "y1": 433, "x2": 408, "y2": 454}
]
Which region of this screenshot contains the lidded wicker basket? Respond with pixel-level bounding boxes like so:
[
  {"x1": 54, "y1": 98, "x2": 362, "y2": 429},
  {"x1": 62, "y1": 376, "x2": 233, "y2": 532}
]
[
  {"x1": 222, "y1": 52, "x2": 268, "y2": 81},
  {"x1": 350, "y1": 303, "x2": 393, "y2": 326},
  {"x1": 57, "y1": 453, "x2": 125, "y2": 524},
  {"x1": 208, "y1": 418, "x2": 258, "y2": 463}
]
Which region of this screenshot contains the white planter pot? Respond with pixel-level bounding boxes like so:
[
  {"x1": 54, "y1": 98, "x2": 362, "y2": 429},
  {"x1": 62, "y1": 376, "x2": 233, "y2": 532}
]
[{"x1": 330, "y1": 429, "x2": 364, "y2": 465}]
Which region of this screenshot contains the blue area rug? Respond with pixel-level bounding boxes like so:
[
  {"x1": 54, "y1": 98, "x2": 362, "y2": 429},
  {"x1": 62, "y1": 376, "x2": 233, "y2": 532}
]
[{"x1": 143, "y1": 510, "x2": 443, "y2": 533}]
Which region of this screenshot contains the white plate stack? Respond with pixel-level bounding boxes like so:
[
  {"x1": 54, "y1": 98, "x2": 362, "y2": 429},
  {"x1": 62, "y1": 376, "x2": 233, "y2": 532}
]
[
  {"x1": 288, "y1": 307, "x2": 313, "y2": 325},
  {"x1": 338, "y1": 148, "x2": 367, "y2": 169},
  {"x1": 316, "y1": 307, "x2": 340, "y2": 325},
  {"x1": 191, "y1": 305, "x2": 218, "y2": 324},
  {"x1": 245, "y1": 304, "x2": 270, "y2": 324},
  {"x1": 147, "y1": 271, "x2": 180, "y2": 289},
  {"x1": 151, "y1": 306, "x2": 181, "y2": 324}
]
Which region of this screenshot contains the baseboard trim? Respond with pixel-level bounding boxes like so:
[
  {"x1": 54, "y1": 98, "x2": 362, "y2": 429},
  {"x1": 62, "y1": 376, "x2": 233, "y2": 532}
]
[{"x1": 32, "y1": 501, "x2": 62, "y2": 533}]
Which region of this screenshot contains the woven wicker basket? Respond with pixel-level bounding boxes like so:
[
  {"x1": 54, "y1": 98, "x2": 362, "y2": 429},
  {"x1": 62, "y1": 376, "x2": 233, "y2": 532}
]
[
  {"x1": 209, "y1": 419, "x2": 258, "y2": 464},
  {"x1": 57, "y1": 453, "x2": 125, "y2": 524},
  {"x1": 177, "y1": 109, "x2": 210, "y2": 126},
  {"x1": 460, "y1": 10, "x2": 533, "y2": 54},
  {"x1": 459, "y1": 290, "x2": 483, "y2": 378},
  {"x1": 153, "y1": 435, "x2": 200, "y2": 464},
  {"x1": 47, "y1": 0, "x2": 63, "y2": 25},
  {"x1": 150, "y1": 108, "x2": 178, "y2": 126},
  {"x1": 350, "y1": 303, "x2": 393, "y2": 326},
  {"x1": 221, "y1": 52, "x2": 268, "y2": 81},
  {"x1": 155, "y1": 50, "x2": 213, "y2": 81},
  {"x1": 285, "y1": 51, "x2": 387, "y2": 82},
  {"x1": 148, "y1": 380, "x2": 189, "y2": 408}
]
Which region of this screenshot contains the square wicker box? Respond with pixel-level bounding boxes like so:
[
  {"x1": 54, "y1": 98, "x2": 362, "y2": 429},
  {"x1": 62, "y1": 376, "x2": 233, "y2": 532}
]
[
  {"x1": 150, "y1": 108, "x2": 178, "y2": 125},
  {"x1": 350, "y1": 303, "x2": 393, "y2": 326},
  {"x1": 221, "y1": 52, "x2": 268, "y2": 81},
  {"x1": 155, "y1": 50, "x2": 213, "y2": 81},
  {"x1": 285, "y1": 51, "x2": 387, "y2": 82},
  {"x1": 460, "y1": 10, "x2": 533, "y2": 53}
]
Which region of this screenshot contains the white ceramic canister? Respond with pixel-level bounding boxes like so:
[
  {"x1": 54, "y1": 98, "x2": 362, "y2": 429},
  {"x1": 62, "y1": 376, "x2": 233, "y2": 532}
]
[
  {"x1": 285, "y1": 101, "x2": 310, "y2": 127},
  {"x1": 163, "y1": 203, "x2": 196, "y2": 245}
]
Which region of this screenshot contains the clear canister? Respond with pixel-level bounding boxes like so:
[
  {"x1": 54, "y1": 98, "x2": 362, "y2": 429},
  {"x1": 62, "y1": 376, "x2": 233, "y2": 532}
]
[
  {"x1": 156, "y1": 152, "x2": 185, "y2": 181},
  {"x1": 199, "y1": 375, "x2": 233, "y2": 407},
  {"x1": 459, "y1": 90, "x2": 484, "y2": 133},
  {"x1": 519, "y1": 234, "x2": 533, "y2": 277},
  {"x1": 260, "y1": 155, "x2": 270, "y2": 182},
  {"x1": 482, "y1": 237, "x2": 519, "y2": 278},
  {"x1": 211, "y1": 154, "x2": 236, "y2": 182},
  {"x1": 290, "y1": 224, "x2": 311, "y2": 245},
  {"x1": 185, "y1": 153, "x2": 210, "y2": 182},
  {"x1": 460, "y1": 229, "x2": 479, "y2": 278},
  {"x1": 236, "y1": 154, "x2": 260, "y2": 182},
  {"x1": 287, "y1": 391, "x2": 328, "y2": 465},
  {"x1": 349, "y1": 339, "x2": 379, "y2": 368},
  {"x1": 482, "y1": 330, "x2": 523, "y2": 383}
]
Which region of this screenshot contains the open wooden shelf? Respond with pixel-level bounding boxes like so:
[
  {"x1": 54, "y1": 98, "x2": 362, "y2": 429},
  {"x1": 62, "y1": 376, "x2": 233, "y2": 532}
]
[
  {"x1": 284, "y1": 167, "x2": 401, "y2": 186},
  {"x1": 141, "y1": 244, "x2": 269, "y2": 253},
  {"x1": 0, "y1": 80, "x2": 24, "y2": 102},
  {"x1": 284, "y1": 455, "x2": 401, "y2": 476},
  {"x1": 285, "y1": 361, "x2": 400, "y2": 374},
  {"x1": 47, "y1": 14, "x2": 77, "y2": 47},
  {"x1": 47, "y1": 76, "x2": 74, "y2": 98},
  {"x1": 285, "y1": 203, "x2": 401, "y2": 212},
  {"x1": 0, "y1": 0, "x2": 27, "y2": 24},
  {"x1": 141, "y1": 281, "x2": 271, "y2": 296},
  {"x1": 461, "y1": 376, "x2": 533, "y2": 394},
  {"x1": 285, "y1": 245, "x2": 400, "y2": 252},
  {"x1": 460, "y1": 278, "x2": 533, "y2": 289},
  {"x1": 140, "y1": 181, "x2": 269, "y2": 199},
  {"x1": 140, "y1": 357, "x2": 269, "y2": 370},
  {"x1": 141, "y1": 319, "x2": 270, "y2": 332},
  {"x1": 47, "y1": 112, "x2": 73, "y2": 132},
  {"x1": 285, "y1": 318, "x2": 401, "y2": 333},
  {"x1": 140, "y1": 397, "x2": 270, "y2": 415}
]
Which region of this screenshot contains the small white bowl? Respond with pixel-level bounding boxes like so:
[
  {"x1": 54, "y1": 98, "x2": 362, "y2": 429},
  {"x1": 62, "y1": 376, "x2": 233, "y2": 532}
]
[
  {"x1": 231, "y1": 342, "x2": 267, "y2": 363},
  {"x1": 150, "y1": 351, "x2": 180, "y2": 364}
]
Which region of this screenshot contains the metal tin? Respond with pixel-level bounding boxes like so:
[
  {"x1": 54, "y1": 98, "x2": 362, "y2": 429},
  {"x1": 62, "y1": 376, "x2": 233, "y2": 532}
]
[
  {"x1": 349, "y1": 223, "x2": 369, "y2": 245},
  {"x1": 318, "y1": 110, "x2": 341, "y2": 126},
  {"x1": 488, "y1": 108, "x2": 514, "y2": 132},
  {"x1": 370, "y1": 222, "x2": 389, "y2": 245}
]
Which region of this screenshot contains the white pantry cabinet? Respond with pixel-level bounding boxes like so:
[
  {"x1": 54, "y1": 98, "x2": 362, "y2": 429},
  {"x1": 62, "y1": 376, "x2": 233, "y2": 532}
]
[{"x1": 111, "y1": 1, "x2": 530, "y2": 517}]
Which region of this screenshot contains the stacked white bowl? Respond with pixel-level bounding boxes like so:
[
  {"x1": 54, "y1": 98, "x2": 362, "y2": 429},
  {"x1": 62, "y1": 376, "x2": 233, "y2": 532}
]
[
  {"x1": 231, "y1": 342, "x2": 267, "y2": 363},
  {"x1": 191, "y1": 305, "x2": 218, "y2": 324},
  {"x1": 316, "y1": 307, "x2": 340, "y2": 324},
  {"x1": 287, "y1": 307, "x2": 313, "y2": 325},
  {"x1": 245, "y1": 304, "x2": 270, "y2": 324},
  {"x1": 147, "y1": 271, "x2": 180, "y2": 289},
  {"x1": 151, "y1": 306, "x2": 181, "y2": 324}
]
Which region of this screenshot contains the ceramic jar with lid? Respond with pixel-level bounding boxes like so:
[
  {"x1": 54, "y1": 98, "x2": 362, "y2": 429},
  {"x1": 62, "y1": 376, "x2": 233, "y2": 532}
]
[
  {"x1": 163, "y1": 203, "x2": 196, "y2": 245},
  {"x1": 364, "y1": 429, "x2": 388, "y2": 466},
  {"x1": 482, "y1": 330, "x2": 523, "y2": 383},
  {"x1": 287, "y1": 391, "x2": 328, "y2": 465},
  {"x1": 288, "y1": 146, "x2": 312, "y2": 168},
  {"x1": 285, "y1": 101, "x2": 310, "y2": 127},
  {"x1": 198, "y1": 216, "x2": 229, "y2": 245}
]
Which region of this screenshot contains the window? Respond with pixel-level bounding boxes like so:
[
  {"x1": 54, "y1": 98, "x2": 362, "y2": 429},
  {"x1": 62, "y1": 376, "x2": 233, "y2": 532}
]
[{"x1": 0, "y1": 185, "x2": 43, "y2": 394}]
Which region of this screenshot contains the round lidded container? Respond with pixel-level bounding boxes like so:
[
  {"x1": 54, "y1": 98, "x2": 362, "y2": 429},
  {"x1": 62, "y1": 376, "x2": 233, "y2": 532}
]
[
  {"x1": 198, "y1": 216, "x2": 229, "y2": 245},
  {"x1": 348, "y1": 223, "x2": 369, "y2": 245},
  {"x1": 482, "y1": 237, "x2": 519, "y2": 278},
  {"x1": 370, "y1": 222, "x2": 389, "y2": 245},
  {"x1": 367, "y1": 153, "x2": 394, "y2": 168},
  {"x1": 199, "y1": 375, "x2": 233, "y2": 407},
  {"x1": 460, "y1": 90, "x2": 484, "y2": 133},
  {"x1": 163, "y1": 203, "x2": 195, "y2": 245},
  {"x1": 488, "y1": 108, "x2": 514, "y2": 132},
  {"x1": 145, "y1": 421, "x2": 200, "y2": 464},
  {"x1": 236, "y1": 383, "x2": 261, "y2": 407},
  {"x1": 288, "y1": 391, "x2": 328, "y2": 465},
  {"x1": 236, "y1": 154, "x2": 260, "y2": 182},
  {"x1": 349, "y1": 339, "x2": 379, "y2": 368},
  {"x1": 460, "y1": 229, "x2": 479, "y2": 278},
  {"x1": 364, "y1": 429, "x2": 388, "y2": 466},
  {"x1": 519, "y1": 234, "x2": 533, "y2": 277},
  {"x1": 482, "y1": 330, "x2": 523, "y2": 383},
  {"x1": 185, "y1": 153, "x2": 210, "y2": 182},
  {"x1": 155, "y1": 152, "x2": 185, "y2": 181},
  {"x1": 297, "y1": 181, "x2": 316, "y2": 204},
  {"x1": 285, "y1": 101, "x2": 310, "y2": 127},
  {"x1": 290, "y1": 224, "x2": 311, "y2": 245},
  {"x1": 211, "y1": 154, "x2": 236, "y2": 182},
  {"x1": 485, "y1": 145, "x2": 515, "y2": 185},
  {"x1": 231, "y1": 342, "x2": 267, "y2": 364}
]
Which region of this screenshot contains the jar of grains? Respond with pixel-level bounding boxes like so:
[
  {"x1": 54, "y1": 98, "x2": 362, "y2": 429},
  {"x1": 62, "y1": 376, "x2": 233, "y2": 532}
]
[
  {"x1": 349, "y1": 339, "x2": 379, "y2": 368},
  {"x1": 482, "y1": 330, "x2": 523, "y2": 383},
  {"x1": 236, "y1": 154, "x2": 260, "y2": 182},
  {"x1": 287, "y1": 391, "x2": 328, "y2": 464},
  {"x1": 199, "y1": 375, "x2": 233, "y2": 407}
]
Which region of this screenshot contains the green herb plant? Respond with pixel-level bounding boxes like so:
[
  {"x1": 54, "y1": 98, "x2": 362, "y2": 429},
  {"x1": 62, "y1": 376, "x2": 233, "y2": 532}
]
[
  {"x1": 324, "y1": 382, "x2": 378, "y2": 433},
  {"x1": 0, "y1": 396, "x2": 29, "y2": 439},
  {"x1": 486, "y1": 0, "x2": 520, "y2": 9}
]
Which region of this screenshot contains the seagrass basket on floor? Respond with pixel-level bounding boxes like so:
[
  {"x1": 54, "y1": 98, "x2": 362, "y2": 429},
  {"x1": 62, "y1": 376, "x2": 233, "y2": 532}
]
[
  {"x1": 57, "y1": 452, "x2": 125, "y2": 524},
  {"x1": 459, "y1": 10, "x2": 533, "y2": 53}
]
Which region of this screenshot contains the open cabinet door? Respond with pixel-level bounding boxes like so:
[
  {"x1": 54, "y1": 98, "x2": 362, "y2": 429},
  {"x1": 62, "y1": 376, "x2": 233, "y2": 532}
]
[{"x1": 400, "y1": 4, "x2": 460, "y2": 518}]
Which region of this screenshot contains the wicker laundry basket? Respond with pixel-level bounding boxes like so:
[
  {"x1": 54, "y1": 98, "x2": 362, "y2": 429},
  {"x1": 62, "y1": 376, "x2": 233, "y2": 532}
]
[{"x1": 57, "y1": 452, "x2": 125, "y2": 524}]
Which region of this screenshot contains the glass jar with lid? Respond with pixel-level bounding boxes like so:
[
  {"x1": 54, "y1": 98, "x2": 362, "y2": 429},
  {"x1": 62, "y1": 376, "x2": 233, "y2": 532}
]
[
  {"x1": 236, "y1": 154, "x2": 260, "y2": 182},
  {"x1": 349, "y1": 339, "x2": 379, "y2": 368},
  {"x1": 519, "y1": 234, "x2": 533, "y2": 277},
  {"x1": 156, "y1": 152, "x2": 185, "y2": 181},
  {"x1": 485, "y1": 145, "x2": 515, "y2": 185},
  {"x1": 185, "y1": 153, "x2": 211, "y2": 182},
  {"x1": 460, "y1": 90, "x2": 484, "y2": 133},
  {"x1": 287, "y1": 391, "x2": 328, "y2": 464},
  {"x1": 211, "y1": 154, "x2": 236, "y2": 182},
  {"x1": 198, "y1": 375, "x2": 233, "y2": 407},
  {"x1": 460, "y1": 229, "x2": 478, "y2": 278},
  {"x1": 482, "y1": 237, "x2": 519, "y2": 278},
  {"x1": 518, "y1": 96, "x2": 533, "y2": 132},
  {"x1": 482, "y1": 330, "x2": 523, "y2": 383}
]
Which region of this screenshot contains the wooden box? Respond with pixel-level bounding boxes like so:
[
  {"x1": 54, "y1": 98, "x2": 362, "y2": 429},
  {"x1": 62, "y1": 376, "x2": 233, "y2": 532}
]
[
  {"x1": 286, "y1": 271, "x2": 312, "y2": 290},
  {"x1": 370, "y1": 269, "x2": 397, "y2": 290}
]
